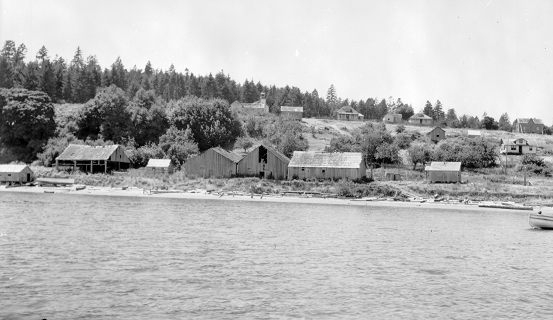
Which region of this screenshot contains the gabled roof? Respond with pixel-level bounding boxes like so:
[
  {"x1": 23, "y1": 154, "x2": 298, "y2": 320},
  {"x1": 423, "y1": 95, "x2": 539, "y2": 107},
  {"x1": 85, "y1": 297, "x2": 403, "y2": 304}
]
[
  {"x1": 288, "y1": 152, "x2": 363, "y2": 168},
  {"x1": 425, "y1": 162, "x2": 461, "y2": 171},
  {"x1": 337, "y1": 106, "x2": 363, "y2": 116},
  {"x1": 211, "y1": 147, "x2": 243, "y2": 163},
  {"x1": 427, "y1": 126, "x2": 445, "y2": 134},
  {"x1": 256, "y1": 144, "x2": 290, "y2": 164},
  {"x1": 500, "y1": 138, "x2": 538, "y2": 146},
  {"x1": 0, "y1": 164, "x2": 30, "y2": 173},
  {"x1": 146, "y1": 159, "x2": 172, "y2": 168},
  {"x1": 409, "y1": 113, "x2": 432, "y2": 120},
  {"x1": 56, "y1": 144, "x2": 122, "y2": 161},
  {"x1": 516, "y1": 118, "x2": 544, "y2": 125},
  {"x1": 281, "y1": 106, "x2": 303, "y2": 112}
]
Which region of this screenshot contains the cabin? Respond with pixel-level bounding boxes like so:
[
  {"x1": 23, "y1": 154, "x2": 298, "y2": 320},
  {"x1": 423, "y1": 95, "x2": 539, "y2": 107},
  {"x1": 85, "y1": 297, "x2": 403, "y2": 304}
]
[
  {"x1": 337, "y1": 106, "x2": 364, "y2": 121},
  {"x1": 427, "y1": 126, "x2": 446, "y2": 143},
  {"x1": 183, "y1": 147, "x2": 243, "y2": 178},
  {"x1": 425, "y1": 162, "x2": 462, "y2": 183},
  {"x1": 237, "y1": 144, "x2": 290, "y2": 180},
  {"x1": 280, "y1": 106, "x2": 303, "y2": 120},
  {"x1": 383, "y1": 113, "x2": 402, "y2": 123},
  {"x1": 56, "y1": 144, "x2": 130, "y2": 173},
  {"x1": 288, "y1": 152, "x2": 366, "y2": 180},
  {"x1": 0, "y1": 164, "x2": 34, "y2": 184},
  {"x1": 513, "y1": 118, "x2": 544, "y2": 134},
  {"x1": 230, "y1": 92, "x2": 270, "y2": 113},
  {"x1": 146, "y1": 159, "x2": 174, "y2": 174},
  {"x1": 467, "y1": 130, "x2": 481, "y2": 138},
  {"x1": 408, "y1": 113, "x2": 433, "y2": 125},
  {"x1": 499, "y1": 138, "x2": 538, "y2": 155}
]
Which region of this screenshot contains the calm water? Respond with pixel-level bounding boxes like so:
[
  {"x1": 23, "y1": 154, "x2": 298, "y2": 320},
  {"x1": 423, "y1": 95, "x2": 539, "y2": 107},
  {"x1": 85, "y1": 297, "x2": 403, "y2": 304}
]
[{"x1": 1, "y1": 192, "x2": 552, "y2": 319}]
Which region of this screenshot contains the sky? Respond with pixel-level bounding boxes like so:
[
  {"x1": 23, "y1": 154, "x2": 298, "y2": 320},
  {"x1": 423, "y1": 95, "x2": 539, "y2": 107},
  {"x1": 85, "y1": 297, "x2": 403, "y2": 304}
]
[{"x1": 1, "y1": 0, "x2": 552, "y2": 123}]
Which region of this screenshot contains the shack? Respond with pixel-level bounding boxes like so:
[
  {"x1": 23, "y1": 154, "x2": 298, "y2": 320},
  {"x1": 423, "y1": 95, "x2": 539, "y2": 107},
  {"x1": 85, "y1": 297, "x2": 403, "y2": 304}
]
[
  {"x1": 425, "y1": 162, "x2": 462, "y2": 183},
  {"x1": 499, "y1": 138, "x2": 538, "y2": 155},
  {"x1": 56, "y1": 144, "x2": 130, "y2": 173},
  {"x1": 427, "y1": 126, "x2": 446, "y2": 143},
  {"x1": 280, "y1": 106, "x2": 303, "y2": 120},
  {"x1": 237, "y1": 144, "x2": 290, "y2": 179},
  {"x1": 336, "y1": 106, "x2": 364, "y2": 121},
  {"x1": 146, "y1": 159, "x2": 174, "y2": 174},
  {"x1": 0, "y1": 164, "x2": 34, "y2": 184},
  {"x1": 383, "y1": 113, "x2": 402, "y2": 123},
  {"x1": 408, "y1": 113, "x2": 433, "y2": 125},
  {"x1": 288, "y1": 152, "x2": 366, "y2": 180},
  {"x1": 183, "y1": 147, "x2": 243, "y2": 178}
]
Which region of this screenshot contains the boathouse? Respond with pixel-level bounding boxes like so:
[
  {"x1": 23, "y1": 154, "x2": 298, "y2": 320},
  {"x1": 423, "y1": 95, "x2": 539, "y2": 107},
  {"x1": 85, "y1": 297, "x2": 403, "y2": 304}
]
[
  {"x1": 0, "y1": 164, "x2": 34, "y2": 184},
  {"x1": 427, "y1": 126, "x2": 446, "y2": 143},
  {"x1": 425, "y1": 162, "x2": 461, "y2": 183},
  {"x1": 499, "y1": 138, "x2": 538, "y2": 155},
  {"x1": 237, "y1": 144, "x2": 290, "y2": 180},
  {"x1": 183, "y1": 147, "x2": 243, "y2": 178},
  {"x1": 280, "y1": 106, "x2": 303, "y2": 120},
  {"x1": 287, "y1": 152, "x2": 366, "y2": 180},
  {"x1": 56, "y1": 144, "x2": 130, "y2": 173},
  {"x1": 146, "y1": 159, "x2": 174, "y2": 174},
  {"x1": 408, "y1": 113, "x2": 433, "y2": 125}
]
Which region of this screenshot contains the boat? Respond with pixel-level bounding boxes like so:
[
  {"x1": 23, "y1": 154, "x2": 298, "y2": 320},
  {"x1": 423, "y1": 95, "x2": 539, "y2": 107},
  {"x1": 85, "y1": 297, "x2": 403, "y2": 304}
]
[
  {"x1": 478, "y1": 202, "x2": 533, "y2": 211},
  {"x1": 529, "y1": 213, "x2": 553, "y2": 229}
]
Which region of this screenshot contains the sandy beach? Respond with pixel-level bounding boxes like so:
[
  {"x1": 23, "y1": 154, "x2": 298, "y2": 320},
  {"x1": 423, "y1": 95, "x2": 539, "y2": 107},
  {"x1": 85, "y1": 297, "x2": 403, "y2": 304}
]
[{"x1": 1, "y1": 184, "x2": 548, "y2": 214}]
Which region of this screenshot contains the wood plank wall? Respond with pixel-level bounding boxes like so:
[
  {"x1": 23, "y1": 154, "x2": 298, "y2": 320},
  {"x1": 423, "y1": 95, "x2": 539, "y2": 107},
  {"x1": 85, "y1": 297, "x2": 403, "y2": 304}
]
[
  {"x1": 237, "y1": 146, "x2": 289, "y2": 180},
  {"x1": 184, "y1": 149, "x2": 237, "y2": 178}
]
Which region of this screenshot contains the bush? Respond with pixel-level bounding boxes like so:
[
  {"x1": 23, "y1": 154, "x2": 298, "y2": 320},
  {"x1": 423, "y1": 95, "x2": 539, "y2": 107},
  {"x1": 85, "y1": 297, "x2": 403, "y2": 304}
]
[
  {"x1": 517, "y1": 154, "x2": 552, "y2": 176},
  {"x1": 395, "y1": 124, "x2": 406, "y2": 133}
]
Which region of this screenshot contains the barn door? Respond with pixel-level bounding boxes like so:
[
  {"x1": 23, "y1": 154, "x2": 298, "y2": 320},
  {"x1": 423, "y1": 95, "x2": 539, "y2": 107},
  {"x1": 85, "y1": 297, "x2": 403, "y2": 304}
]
[{"x1": 27, "y1": 174, "x2": 30, "y2": 182}]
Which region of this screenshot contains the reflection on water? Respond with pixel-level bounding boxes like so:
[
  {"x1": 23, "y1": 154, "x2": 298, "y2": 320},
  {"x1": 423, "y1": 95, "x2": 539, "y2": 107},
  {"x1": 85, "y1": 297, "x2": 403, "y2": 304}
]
[{"x1": 1, "y1": 192, "x2": 552, "y2": 319}]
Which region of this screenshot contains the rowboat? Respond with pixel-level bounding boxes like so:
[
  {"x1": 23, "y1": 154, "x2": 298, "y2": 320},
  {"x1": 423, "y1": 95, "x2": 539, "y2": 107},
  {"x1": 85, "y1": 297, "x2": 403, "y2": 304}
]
[
  {"x1": 529, "y1": 213, "x2": 553, "y2": 229},
  {"x1": 478, "y1": 202, "x2": 533, "y2": 211}
]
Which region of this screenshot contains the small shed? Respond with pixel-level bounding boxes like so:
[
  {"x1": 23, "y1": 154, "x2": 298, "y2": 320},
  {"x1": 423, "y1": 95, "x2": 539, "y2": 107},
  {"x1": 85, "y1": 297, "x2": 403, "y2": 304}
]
[
  {"x1": 56, "y1": 144, "x2": 130, "y2": 173},
  {"x1": 183, "y1": 147, "x2": 243, "y2": 178},
  {"x1": 409, "y1": 113, "x2": 433, "y2": 125},
  {"x1": 146, "y1": 159, "x2": 174, "y2": 174},
  {"x1": 383, "y1": 113, "x2": 402, "y2": 123},
  {"x1": 427, "y1": 126, "x2": 446, "y2": 143},
  {"x1": 237, "y1": 144, "x2": 290, "y2": 180},
  {"x1": 288, "y1": 152, "x2": 366, "y2": 180},
  {"x1": 499, "y1": 138, "x2": 538, "y2": 155},
  {"x1": 0, "y1": 164, "x2": 34, "y2": 184},
  {"x1": 467, "y1": 130, "x2": 481, "y2": 138},
  {"x1": 425, "y1": 162, "x2": 462, "y2": 183},
  {"x1": 280, "y1": 106, "x2": 303, "y2": 120}
]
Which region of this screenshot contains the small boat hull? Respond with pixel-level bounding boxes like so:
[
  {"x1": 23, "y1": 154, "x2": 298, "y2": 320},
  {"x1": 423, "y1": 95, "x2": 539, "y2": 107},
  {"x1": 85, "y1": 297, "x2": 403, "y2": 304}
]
[{"x1": 529, "y1": 213, "x2": 553, "y2": 229}]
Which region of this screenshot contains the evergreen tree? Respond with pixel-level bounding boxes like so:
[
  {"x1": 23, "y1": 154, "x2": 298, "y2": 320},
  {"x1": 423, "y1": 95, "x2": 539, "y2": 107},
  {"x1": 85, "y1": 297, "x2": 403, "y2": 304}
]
[
  {"x1": 423, "y1": 100, "x2": 433, "y2": 118},
  {"x1": 445, "y1": 108, "x2": 459, "y2": 127},
  {"x1": 326, "y1": 84, "x2": 337, "y2": 112},
  {"x1": 432, "y1": 100, "x2": 444, "y2": 121},
  {"x1": 498, "y1": 113, "x2": 511, "y2": 131}
]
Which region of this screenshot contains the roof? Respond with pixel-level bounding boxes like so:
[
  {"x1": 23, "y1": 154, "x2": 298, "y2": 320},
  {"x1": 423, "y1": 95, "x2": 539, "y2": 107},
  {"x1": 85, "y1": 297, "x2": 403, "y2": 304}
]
[
  {"x1": 425, "y1": 162, "x2": 461, "y2": 171},
  {"x1": 500, "y1": 138, "x2": 538, "y2": 146},
  {"x1": 0, "y1": 164, "x2": 29, "y2": 173},
  {"x1": 515, "y1": 118, "x2": 544, "y2": 125},
  {"x1": 288, "y1": 152, "x2": 363, "y2": 168},
  {"x1": 384, "y1": 113, "x2": 402, "y2": 117},
  {"x1": 409, "y1": 113, "x2": 432, "y2": 120},
  {"x1": 146, "y1": 159, "x2": 172, "y2": 168},
  {"x1": 427, "y1": 126, "x2": 445, "y2": 134},
  {"x1": 256, "y1": 144, "x2": 290, "y2": 164},
  {"x1": 281, "y1": 106, "x2": 303, "y2": 112},
  {"x1": 337, "y1": 106, "x2": 363, "y2": 116},
  {"x1": 211, "y1": 147, "x2": 243, "y2": 163},
  {"x1": 56, "y1": 144, "x2": 122, "y2": 161},
  {"x1": 467, "y1": 130, "x2": 481, "y2": 136}
]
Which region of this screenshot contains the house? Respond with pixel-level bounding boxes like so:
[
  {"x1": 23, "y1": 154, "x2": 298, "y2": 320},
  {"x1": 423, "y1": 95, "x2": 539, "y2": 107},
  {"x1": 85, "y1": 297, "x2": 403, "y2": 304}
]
[
  {"x1": 146, "y1": 159, "x2": 174, "y2": 174},
  {"x1": 513, "y1": 118, "x2": 544, "y2": 134},
  {"x1": 0, "y1": 164, "x2": 34, "y2": 184},
  {"x1": 427, "y1": 126, "x2": 446, "y2": 143},
  {"x1": 237, "y1": 144, "x2": 290, "y2": 180},
  {"x1": 56, "y1": 144, "x2": 130, "y2": 173},
  {"x1": 280, "y1": 106, "x2": 303, "y2": 120},
  {"x1": 499, "y1": 138, "x2": 538, "y2": 155},
  {"x1": 408, "y1": 113, "x2": 433, "y2": 125},
  {"x1": 467, "y1": 130, "x2": 481, "y2": 138},
  {"x1": 183, "y1": 147, "x2": 243, "y2": 178},
  {"x1": 425, "y1": 162, "x2": 462, "y2": 183},
  {"x1": 337, "y1": 106, "x2": 364, "y2": 121},
  {"x1": 287, "y1": 152, "x2": 366, "y2": 180},
  {"x1": 230, "y1": 92, "x2": 270, "y2": 113},
  {"x1": 383, "y1": 113, "x2": 402, "y2": 123}
]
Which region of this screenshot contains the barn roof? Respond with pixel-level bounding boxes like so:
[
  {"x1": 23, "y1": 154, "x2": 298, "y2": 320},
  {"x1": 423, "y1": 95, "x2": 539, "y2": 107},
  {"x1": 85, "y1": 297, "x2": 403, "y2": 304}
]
[
  {"x1": 146, "y1": 159, "x2": 172, "y2": 168},
  {"x1": 211, "y1": 147, "x2": 243, "y2": 163},
  {"x1": 337, "y1": 106, "x2": 363, "y2": 116},
  {"x1": 56, "y1": 144, "x2": 122, "y2": 161},
  {"x1": 281, "y1": 106, "x2": 303, "y2": 112},
  {"x1": 288, "y1": 152, "x2": 363, "y2": 168},
  {"x1": 516, "y1": 118, "x2": 544, "y2": 124},
  {"x1": 0, "y1": 164, "x2": 30, "y2": 173},
  {"x1": 409, "y1": 113, "x2": 432, "y2": 120},
  {"x1": 425, "y1": 162, "x2": 461, "y2": 171}
]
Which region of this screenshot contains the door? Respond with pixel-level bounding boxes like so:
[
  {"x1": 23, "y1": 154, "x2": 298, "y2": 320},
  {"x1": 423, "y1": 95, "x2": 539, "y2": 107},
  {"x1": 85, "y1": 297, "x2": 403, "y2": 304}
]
[
  {"x1": 519, "y1": 146, "x2": 522, "y2": 154},
  {"x1": 27, "y1": 173, "x2": 31, "y2": 182}
]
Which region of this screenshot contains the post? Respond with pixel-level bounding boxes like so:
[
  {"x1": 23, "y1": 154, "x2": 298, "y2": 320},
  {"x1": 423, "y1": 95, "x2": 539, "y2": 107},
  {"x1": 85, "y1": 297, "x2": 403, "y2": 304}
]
[
  {"x1": 524, "y1": 166, "x2": 527, "y2": 186},
  {"x1": 104, "y1": 160, "x2": 107, "y2": 174},
  {"x1": 90, "y1": 160, "x2": 93, "y2": 173},
  {"x1": 73, "y1": 161, "x2": 76, "y2": 173},
  {"x1": 55, "y1": 159, "x2": 59, "y2": 171}
]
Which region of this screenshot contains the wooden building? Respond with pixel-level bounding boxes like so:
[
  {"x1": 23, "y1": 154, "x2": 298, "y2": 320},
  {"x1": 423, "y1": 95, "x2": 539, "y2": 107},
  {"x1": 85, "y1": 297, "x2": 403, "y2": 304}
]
[
  {"x1": 146, "y1": 159, "x2": 174, "y2": 174},
  {"x1": 408, "y1": 113, "x2": 433, "y2": 125},
  {"x1": 337, "y1": 106, "x2": 364, "y2": 121},
  {"x1": 500, "y1": 138, "x2": 538, "y2": 155},
  {"x1": 56, "y1": 144, "x2": 130, "y2": 173},
  {"x1": 0, "y1": 164, "x2": 34, "y2": 184},
  {"x1": 383, "y1": 113, "x2": 402, "y2": 123},
  {"x1": 288, "y1": 152, "x2": 366, "y2": 180},
  {"x1": 280, "y1": 106, "x2": 303, "y2": 120},
  {"x1": 513, "y1": 118, "x2": 544, "y2": 134},
  {"x1": 183, "y1": 147, "x2": 243, "y2": 178},
  {"x1": 230, "y1": 92, "x2": 270, "y2": 113},
  {"x1": 467, "y1": 130, "x2": 481, "y2": 138},
  {"x1": 427, "y1": 126, "x2": 446, "y2": 143},
  {"x1": 425, "y1": 162, "x2": 462, "y2": 183},
  {"x1": 237, "y1": 144, "x2": 290, "y2": 180}
]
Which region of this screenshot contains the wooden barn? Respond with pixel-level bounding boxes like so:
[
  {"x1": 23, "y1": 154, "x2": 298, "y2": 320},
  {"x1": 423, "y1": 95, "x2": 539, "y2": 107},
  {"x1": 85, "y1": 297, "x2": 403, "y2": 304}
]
[
  {"x1": 383, "y1": 113, "x2": 402, "y2": 123},
  {"x1": 146, "y1": 159, "x2": 174, "y2": 174},
  {"x1": 513, "y1": 118, "x2": 544, "y2": 134},
  {"x1": 427, "y1": 126, "x2": 446, "y2": 143},
  {"x1": 425, "y1": 162, "x2": 462, "y2": 183},
  {"x1": 0, "y1": 164, "x2": 34, "y2": 184},
  {"x1": 409, "y1": 113, "x2": 433, "y2": 125},
  {"x1": 56, "y1": 144, "x2": 130, "y2": 173},
  {"x1": 280, "y1": 106, "x2": 303, "y2": 120},
  {"x1": 288, "y1": 152, "x2": 366, "y2": 180},
  {"x1": 183, "y1": 147, "x2": 243, "y2": 178},
  {"x1": 237, "y1": 144, "x2": 290, "y2": 180}
]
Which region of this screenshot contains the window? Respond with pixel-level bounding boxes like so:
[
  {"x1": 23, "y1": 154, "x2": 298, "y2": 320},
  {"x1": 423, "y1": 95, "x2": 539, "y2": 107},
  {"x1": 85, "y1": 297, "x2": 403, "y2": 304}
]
[
  {"x1": 301, "y1": 167, "x2": 305, "y2": 171},
  {"x1": 510, "y1": 146, "x2": 516, "y2": 151},
  {"x1": 7, "y1": 174, "x2": 11, "y2": 176},
  {"x1": 529, "y1": 147, "x2": 533, "y2": 151},
  {"x1": 436, "y1": 134, "x2": 440, "y2": 137},
  {"x1": 322, "y1": 169, "x2": 326, "y2": 173}
]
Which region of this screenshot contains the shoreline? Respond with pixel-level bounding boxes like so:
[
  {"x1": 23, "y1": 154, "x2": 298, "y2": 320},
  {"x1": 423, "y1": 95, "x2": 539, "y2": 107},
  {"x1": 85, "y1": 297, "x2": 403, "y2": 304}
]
[{"x1": 1, "y1": 185, "x2": 548, "y2": 214}]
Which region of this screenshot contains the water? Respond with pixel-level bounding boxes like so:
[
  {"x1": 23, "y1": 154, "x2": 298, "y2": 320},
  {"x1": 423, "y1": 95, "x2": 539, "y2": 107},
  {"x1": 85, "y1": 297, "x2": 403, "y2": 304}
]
[{"x1": 1, "y1": 192, "x2": 552, "y2": 319}]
